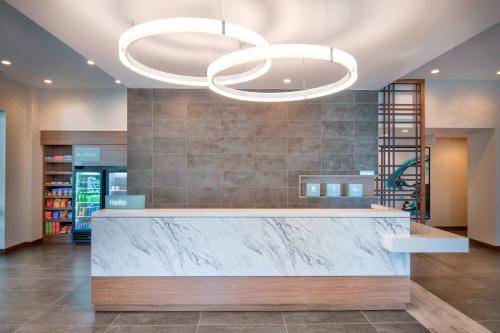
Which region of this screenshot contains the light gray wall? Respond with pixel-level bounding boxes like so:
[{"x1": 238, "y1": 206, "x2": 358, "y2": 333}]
[
  {"x1": 39, "y1": 89, "x2": 127, "y2": 131},
  {"x1": 0, "y1": 76, "x2": 41, "y2": 249},
  {"x1": 127, "y1": 89, "x2": 378, "y2": 208}
]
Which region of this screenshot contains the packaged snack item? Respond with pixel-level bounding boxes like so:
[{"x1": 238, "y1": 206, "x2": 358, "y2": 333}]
[
  {"x1": 60, "y1": 211, "x2": 68, "y2": 219},
  {"x1": 60, "y1": 199, "x2": 68, "y2": 208},
  {"x1": 44, "y1": 211, "x2": 52, "y2": 220},
  {"x1": 52, "y1": 211, "x2": 60, "y2": 220},
  {"x1": 46, "y1": 198, "x2": 54, "y2": 208},
  {"x1": 52, "y1": 222, "x2": 56, "y2": 234},
  {"x1": 68, "y1": 211, "x2": 72, "y2": 219},
  {"x1": 53, "y1": 199, "x2": 61, "y2": 208},
  {"x1": 67, "y1": 199, "x2": 72, "y2": 208},
  {"x1": 55, "y1": 222, "x2": 60, "y2": 234}
]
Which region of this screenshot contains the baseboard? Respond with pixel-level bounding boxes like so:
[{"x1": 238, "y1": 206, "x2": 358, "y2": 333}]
[
  {"x1": 0, "y1": 238, "x2": 43, "y2": 255},
  {"x1": 434, "y1": 226, "x2": 467, "y2": 231},
  {"x1": 469, "y1": 238, "x2": 500, "y2": 251}
]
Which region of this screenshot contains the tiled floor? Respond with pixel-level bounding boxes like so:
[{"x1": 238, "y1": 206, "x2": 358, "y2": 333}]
[
  {"x1": 412, "y1": 243, "x2": 500, "y2": 332},
  {"x1": 0, "y1": 244, "x2": 431, "y2": 333}
]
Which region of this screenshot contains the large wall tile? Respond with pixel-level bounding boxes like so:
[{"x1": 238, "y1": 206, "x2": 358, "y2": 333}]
[
  {"x1": 221, "y1": 187, "x2": 255, "y2": 208},
  {"x1": 128, "y1": 89, "x2": 379, "y2": 208},
  {"x1": 255, "y1": 171, "x2": 287, "y2": 187},
  {"x1": 287, "y1": 104, "x2": 321, "y2": 121},
  {"x1": 153, "y1": 119, "x2": 187, "y2": 137},
  {"x1": 153, "y1": 137, "x2": 186, "y2": 153},
  {"x1": 255, "y1": 188, "x2": 287, "y2": 208},
  {"x1": 255, "y1": 154, "x2": 287, "y2": 171},
  {"x1": 153, "y1": 103, "x2": 187, "y2": 120},
  {"x1": 321, "y1": 104, "x2": 354, "y2": 121}
]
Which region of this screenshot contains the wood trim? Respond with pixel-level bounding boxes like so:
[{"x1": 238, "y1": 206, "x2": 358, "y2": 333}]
[
  {"x1": 469, "y1": 238, "x2": 500, "y2": 251},
  {"x1": 40, "y1": 131, "x2": 126, "y2": 145},
  {"x1": 92, "y1": 276, "x2": 409, "y2": 311},
  {"x1": 0, "y1": 238, "x2": 43, "y2": 255},
  {"x1": 435, "y1": 226, "x2": 467, "y2": 231}
]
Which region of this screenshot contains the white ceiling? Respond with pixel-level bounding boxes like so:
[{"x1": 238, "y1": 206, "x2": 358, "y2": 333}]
[
  {"x1": 0, "y1": 0, "x2": 119, "y2": 89},
  {"x1": 406, "y1": 23, "x2": 500, "y2": 80},
  {"x1": 4, "y1": 0, "x2": 500, "y2": 90}
]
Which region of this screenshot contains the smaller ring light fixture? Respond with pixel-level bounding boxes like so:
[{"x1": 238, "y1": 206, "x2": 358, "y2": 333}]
[
  {"x1": 119, "y1": 17, "x2": 271, "y2": 87},
  {"x1": 207, "y1": 44, "x2": 358, "y2": 102}
]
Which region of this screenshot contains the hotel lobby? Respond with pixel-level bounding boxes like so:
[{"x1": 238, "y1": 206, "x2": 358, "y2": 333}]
[{"x1": 0, "y1": 1, "x2": 499, "y2": 332}]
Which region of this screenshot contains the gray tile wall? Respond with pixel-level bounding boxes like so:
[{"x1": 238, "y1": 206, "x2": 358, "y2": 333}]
[{"x1": 127, "y1": 89, "x2": 378, "y2": 208}]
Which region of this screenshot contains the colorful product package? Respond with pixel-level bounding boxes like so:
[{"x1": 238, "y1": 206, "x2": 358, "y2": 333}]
[
  {"x1": 53, "y1": 199, "x2": 61, "y2": 208},
  {"x1": 60, "y1": 199, "x2": 68, "y2": 208},
  {"x1": 44, "y1": 211, "x2": 52, "y2": 220},
  {"x1": 46, "y1": 198, "x2": 54, "y2": 208},
  {"x1": 52, "y1": 211, "x2": 60, "y2": 220}
]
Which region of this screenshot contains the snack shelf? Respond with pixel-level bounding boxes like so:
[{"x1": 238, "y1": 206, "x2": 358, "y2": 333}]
[
  {"x1": 45, "y1": 183, "x2": 73, "y2": 187},
  {"x1": 44, "y1": 219, "x2": 72, "y2": 223},
  {"x1": 45, "y1": 171, "x2": 73, "y2": 175},
  {"x1": 44, "y1": 195, "x2": 72, "y2": 199},
  {"x1": 44, "y1": 207, "x2": 72, "y2": 211},
  {"x1": 44, "y1": 160, "x2": 73, "y2": 164}
]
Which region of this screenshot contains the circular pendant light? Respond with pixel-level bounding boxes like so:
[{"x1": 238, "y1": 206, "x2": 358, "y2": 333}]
[
  {"x1": 207, "y1": 44, "x2": 358, "y2": 102},
  {"x1": 119, "y1": 17, "x2": 271, "y2": 87}
]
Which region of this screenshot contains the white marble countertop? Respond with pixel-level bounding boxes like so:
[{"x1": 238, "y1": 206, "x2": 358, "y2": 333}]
[
  {"x1": 383, "y1": 222, "x2": 469, "y2": 253},
  {"x1": 92, "y1": 205, "x2": 410, "y2": 218}
]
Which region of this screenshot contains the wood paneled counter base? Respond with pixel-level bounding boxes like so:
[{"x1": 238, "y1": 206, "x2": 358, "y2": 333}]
[{"x1": 92, "y1": 276, "x2": 409, "y2": 311}]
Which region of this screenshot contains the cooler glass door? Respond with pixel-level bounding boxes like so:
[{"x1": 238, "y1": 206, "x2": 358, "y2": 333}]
[
  {"x1": 108, "y1": 171, "x2": 127, "y2": 196},
  {"x1": 74, "y1": 171, "x2": 102, "y2": 231}
]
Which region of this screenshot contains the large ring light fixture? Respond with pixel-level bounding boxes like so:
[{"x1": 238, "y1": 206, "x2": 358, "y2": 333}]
[
  {"x1": 119, "y1": 17, "x2": 271, "y2": 87},
  {"x1": 208, "y1": 44, "x2": 358, "y2": 102}
]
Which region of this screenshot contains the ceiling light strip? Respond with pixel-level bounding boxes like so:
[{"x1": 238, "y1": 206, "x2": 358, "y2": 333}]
[
  {"x1": 207, "y1": 44, "x2": 358, "y2": 102},
  {"x1": 118, "y1": 17, "x2": 271, "y2": 87}
]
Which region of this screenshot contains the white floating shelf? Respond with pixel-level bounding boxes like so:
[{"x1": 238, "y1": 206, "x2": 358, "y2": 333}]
[{"x1": 384, "y1": 222, "x2": 469, "y2": 253}]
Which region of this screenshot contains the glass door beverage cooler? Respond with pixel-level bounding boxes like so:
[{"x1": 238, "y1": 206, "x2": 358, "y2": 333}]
[{"x1": 72, "y1": 167, "x2": 127, "y2": 245}]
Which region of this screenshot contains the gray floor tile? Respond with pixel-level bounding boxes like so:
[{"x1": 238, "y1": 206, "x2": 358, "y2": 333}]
[
  {"x1": 373, "y1": 323, "x2": 430, "y2": 333},
  {"x1": 14, "y1": 325, "x2": 109, "y2": 333},
  {"x1": 283, "y1": 311, "x2": 367, "y2": 324},
  {"x1": 197, "y1": 325, "x2": 286, "y2": 333},
  {"x1": 106, "y1": 326, "x2": 197, "y2": 333},
  {"x1": 480, "y1": 320, "x2": 500, "y2": 333},
  {"x1": 5, "y1": 278, "x2": 86, "y2": 291},
  {"x1": 0, "y1": 290, "x2": 67, "y2": 306},
  {"x1": 286, "y1": 323, "x2": 377, "y2": 333},
  {"x1": 0, "y1": 306, "x2": 45, "y2": 324},
  {"x1": 0, "y1": 325, "x2": 19, "y2": 333},
  {"x1": 200, "y1": 312, "x2": 283, "y2": 325},
  {"x1": 114, "y1": 312, "x2": 200, "y2": 325},
  {"x1": 362, "y1": 310, "x2": 417, "y2": 323},
  {"x1": 29, "y1": 306, "x2": 119, "y2": 326},
  {"x1": 55, "y1": 288, "x2": 91, "y2": 306}
]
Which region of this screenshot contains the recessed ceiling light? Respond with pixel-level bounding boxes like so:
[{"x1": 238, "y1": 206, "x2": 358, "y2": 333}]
[
  {"x1": 283, "y1": 78, "x2": 292, "y2": 84},
  {"x1": 43, "y1": 79, "x2": 53, "y2": 84},
  {"x1": 87, "y1": 60, "x2": 95, "y2": 66},
  {"x1": 497, "y1": 70, "x2": 500, "y2": 75},
  {"x1": 114, "y1": 79, "x2": 121, "y2": 84},
  {"x1": 1, "y1": 60, "x2": 12, "y2": 66},
  {"x1": 430, "y1": 69, "x2": 440, "y2": 74},
  {"x1": 402, "y1": 129, "x2": 409, "y2": 133}
]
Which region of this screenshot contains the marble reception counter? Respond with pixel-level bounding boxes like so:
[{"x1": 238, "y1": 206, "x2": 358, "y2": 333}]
[{"x1": 90, "y1": 205, "x2": 466, "y2": 311}]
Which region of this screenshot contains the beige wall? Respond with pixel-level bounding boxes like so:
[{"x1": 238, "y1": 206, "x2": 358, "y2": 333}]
[
  {"x1": 427, "y1": 137, "x2": 467, "y2": 227},
  {"x1": 425, "y1": 80, "x2": 500, "y2": 245},
  {"x1": 0, "y1": 77, "x2": 127, "y2": 249},
  {"x1": 467, "y1": 129, "x2": 496, "y2": 245},
  {"x1": 0, "y1": 76, "x2": 41, "y2": 248},
  {"x1": 39, "y1": 89, "x2": 127, "y2": 131}
]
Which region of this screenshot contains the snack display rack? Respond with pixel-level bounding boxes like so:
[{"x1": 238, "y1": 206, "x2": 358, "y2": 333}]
[{"x1": 42, "y1": 145, "x2": 73, "y2": 243}]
